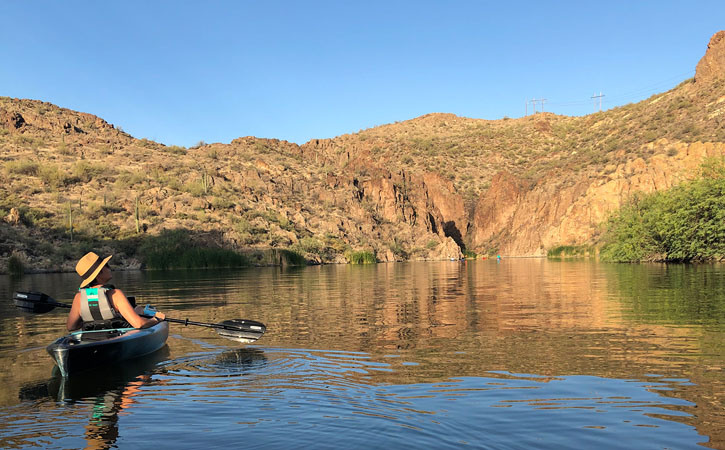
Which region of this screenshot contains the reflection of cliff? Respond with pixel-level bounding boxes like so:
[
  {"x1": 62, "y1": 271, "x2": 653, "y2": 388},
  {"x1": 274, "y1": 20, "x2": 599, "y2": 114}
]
[
  {"x1": 1, "y1": 264, "x2": 722, "y2": 447},
  {"x1": 0, "y1": 314, "x2": 67, "y2": 406},
  {"x1": 232, "y1": 261, "x2": 721, "y2": 448},
  {"x1": 279, "y1": 260, "x2": 620, "y2": 349}
]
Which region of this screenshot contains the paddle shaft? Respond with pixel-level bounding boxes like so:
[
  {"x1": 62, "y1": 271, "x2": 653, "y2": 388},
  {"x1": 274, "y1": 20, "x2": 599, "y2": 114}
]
[
  {"x1": 13, "y1": 291, "x2": 263, "y2": 334},
  {"x1": 48, "y1": 301, "x2": 71, "y2": 309},
  {"x1": 164, "y1": 317, "x2": 259, "y2": 332}
]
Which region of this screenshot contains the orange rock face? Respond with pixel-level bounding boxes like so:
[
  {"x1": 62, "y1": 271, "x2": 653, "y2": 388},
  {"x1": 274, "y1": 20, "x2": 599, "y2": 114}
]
[
  {"x1": 695, "y1": 31, "x2": 725, "y2": 84},
  {"x1": 469, "y1": 141, "x2": 725, "y2": 256}
]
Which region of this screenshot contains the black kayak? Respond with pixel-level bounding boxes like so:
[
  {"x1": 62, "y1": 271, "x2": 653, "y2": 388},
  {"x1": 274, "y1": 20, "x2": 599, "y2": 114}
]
[{"x1": 46, "y1": 322, "x2": 169, "y2": 377}]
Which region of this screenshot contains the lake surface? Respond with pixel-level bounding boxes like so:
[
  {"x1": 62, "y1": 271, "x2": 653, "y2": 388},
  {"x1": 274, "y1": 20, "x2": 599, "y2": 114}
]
[{"x1": 0, "y1": 259, "x2": 723, "y2": 449}]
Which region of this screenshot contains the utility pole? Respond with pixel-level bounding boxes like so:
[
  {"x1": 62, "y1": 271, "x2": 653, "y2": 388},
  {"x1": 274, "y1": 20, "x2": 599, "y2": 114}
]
[
  {"x1": 530, "y1": 98, "x2": 547, "y2": 114},
  {"x1": 591, "y1": 92, "x2": 605, "y2": 112}
]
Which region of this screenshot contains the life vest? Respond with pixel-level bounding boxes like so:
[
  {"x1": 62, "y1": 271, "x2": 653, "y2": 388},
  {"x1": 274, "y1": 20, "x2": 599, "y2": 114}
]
[{"x1": 79, "y1": 286, "x2": 121, "y2": 322}]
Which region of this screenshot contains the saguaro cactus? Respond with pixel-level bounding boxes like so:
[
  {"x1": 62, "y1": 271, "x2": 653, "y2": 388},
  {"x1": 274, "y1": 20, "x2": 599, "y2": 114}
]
[
  {"x1": 135, "y1": 195, "x2": 140, "y2": 234},
  {"x1": 68, "y1": 201, "x2": 73, "y2": 242},
  {"x1": 201, "y1": 170, "x2": 210, "y2": 194}
]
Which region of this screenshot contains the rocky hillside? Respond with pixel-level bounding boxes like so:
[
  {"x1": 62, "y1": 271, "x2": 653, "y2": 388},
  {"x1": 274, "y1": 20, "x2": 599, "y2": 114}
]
[{"x1": 1, "y1": 31, "x2": 724, "y2": 271}]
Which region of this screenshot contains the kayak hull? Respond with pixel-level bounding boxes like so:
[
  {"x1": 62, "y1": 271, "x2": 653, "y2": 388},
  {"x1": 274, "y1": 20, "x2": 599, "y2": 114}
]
[{"x1": 46, "y1": 322, "x2": 169, "y2": 377}]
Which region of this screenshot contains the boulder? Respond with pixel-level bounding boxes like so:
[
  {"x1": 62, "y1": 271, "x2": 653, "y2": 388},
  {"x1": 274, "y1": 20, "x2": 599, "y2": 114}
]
[{"x1": 0, "y1": 109, "x2": 25, "y2": 130}]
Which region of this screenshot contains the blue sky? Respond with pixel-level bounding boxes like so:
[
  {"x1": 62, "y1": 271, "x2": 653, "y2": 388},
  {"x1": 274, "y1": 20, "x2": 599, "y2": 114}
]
[{"x1": 1, "y1": 1, "x2": 723, "y2": 147}]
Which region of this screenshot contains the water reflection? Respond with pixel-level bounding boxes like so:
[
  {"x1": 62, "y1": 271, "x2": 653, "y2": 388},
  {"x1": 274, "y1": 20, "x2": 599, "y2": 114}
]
[
  {"x1": 1, "y1": 261, "x2": 724, "y2": 448},
  {"x1": 133, "y1": 349, "x2": 705, "y2": 449},
  {"x1": 602, "y1": 263, "x2": 725, "y2": 325},
  {"x1": 16, "y1": 348, "x2": 170, "y2": 450}
]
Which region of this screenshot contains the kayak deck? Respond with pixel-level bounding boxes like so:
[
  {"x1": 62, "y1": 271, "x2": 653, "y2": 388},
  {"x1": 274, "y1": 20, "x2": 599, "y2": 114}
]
[{"x1": 47, "y1": 322, "x2": 169, "y2": 377}]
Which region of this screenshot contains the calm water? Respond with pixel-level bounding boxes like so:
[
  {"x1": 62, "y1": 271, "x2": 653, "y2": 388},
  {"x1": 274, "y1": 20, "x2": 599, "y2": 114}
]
[{"x1": 0, "y1": 260, "x2": 723, "y2": 449}]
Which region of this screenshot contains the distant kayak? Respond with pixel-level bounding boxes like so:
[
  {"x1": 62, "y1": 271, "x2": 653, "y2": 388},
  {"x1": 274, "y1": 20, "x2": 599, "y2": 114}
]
[{"x1": 46, "y1": 322, "x2": 169, "y2": 377}]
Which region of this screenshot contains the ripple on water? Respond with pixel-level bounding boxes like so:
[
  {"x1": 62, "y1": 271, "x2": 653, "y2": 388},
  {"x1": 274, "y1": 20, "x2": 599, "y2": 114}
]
[
  {"x1": 1, "y1": 260, "x2": 720, "y2": 449},
  {"x1": 0, "y1": 347, "x2": 707, "y2": 449},
  {"x1": 104, "y1": 348, "x2": 704, "y2": 449}
]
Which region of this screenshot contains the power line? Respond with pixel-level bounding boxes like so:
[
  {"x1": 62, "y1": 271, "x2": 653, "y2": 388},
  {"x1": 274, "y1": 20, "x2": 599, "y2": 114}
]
[{"x1": 539, "y1": 70, "x2": 695, "y2": 111}]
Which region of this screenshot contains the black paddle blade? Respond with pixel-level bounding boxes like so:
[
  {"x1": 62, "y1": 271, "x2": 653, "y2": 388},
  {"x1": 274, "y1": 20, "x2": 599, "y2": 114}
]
[
  {"x1": 214, "y1": 319, "x2": 266, "y2": 343},
  {"x1": 13, "y1": 292, "x2": 58, "y2": 313}
]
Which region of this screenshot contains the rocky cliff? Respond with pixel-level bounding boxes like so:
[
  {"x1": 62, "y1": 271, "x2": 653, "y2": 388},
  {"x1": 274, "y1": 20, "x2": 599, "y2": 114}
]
[
  {"x1": 472, "y1": 141, "x2": 725, "y2": 256},
  {"x1": 469, "y1": 31, "x2": 725, "y2": 255},
  {"x1": 295, "y1": 31, "x2": 725, "y2": 257},
  {"x1": 695, "y1": 31, "x2": 725, "y2": 84},
  {"x1": 1, "y1": 32, "x2": 724, "y2": 271}
]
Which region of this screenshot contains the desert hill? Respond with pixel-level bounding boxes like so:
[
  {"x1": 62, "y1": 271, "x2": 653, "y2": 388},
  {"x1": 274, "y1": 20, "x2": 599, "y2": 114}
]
[{"x1": 1, "y1": 31, "x2": 724, "y2": 271}]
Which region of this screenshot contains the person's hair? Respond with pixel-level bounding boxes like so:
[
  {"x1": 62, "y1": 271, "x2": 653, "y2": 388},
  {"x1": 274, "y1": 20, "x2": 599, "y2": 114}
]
[{"x1": 90, "y1": 266, "x2": 107, "y2": 286}]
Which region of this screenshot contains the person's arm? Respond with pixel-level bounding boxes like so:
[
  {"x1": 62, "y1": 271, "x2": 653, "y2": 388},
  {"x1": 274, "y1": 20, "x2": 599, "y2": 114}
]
[
  {"x1": 110, "y1": 289, "x2": 165, "y2": 328},
  {"x1": 66, "y1": 292, "x2": 83, "y2": 331}
]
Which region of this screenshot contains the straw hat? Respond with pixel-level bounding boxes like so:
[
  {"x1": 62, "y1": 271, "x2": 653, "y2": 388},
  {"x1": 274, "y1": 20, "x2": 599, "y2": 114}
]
[{"x1": 76, "y1": 252, "x2": 113, "y2": 288}]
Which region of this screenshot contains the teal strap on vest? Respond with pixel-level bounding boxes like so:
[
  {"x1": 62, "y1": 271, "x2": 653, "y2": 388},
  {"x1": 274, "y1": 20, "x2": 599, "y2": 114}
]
[{"x1": 79, "y1": 287, "x2": 119, "y2": 322}]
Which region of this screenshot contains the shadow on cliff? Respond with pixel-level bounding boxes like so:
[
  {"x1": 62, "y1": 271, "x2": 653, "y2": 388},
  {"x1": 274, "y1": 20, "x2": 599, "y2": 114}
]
[{"x1": 443, "y1": 220, "x2": 466, "y2": 251}]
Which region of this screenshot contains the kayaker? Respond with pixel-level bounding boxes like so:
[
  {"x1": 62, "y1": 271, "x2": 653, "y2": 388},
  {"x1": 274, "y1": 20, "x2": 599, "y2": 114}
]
[{"x1": 66, "y1": 252, "x2": 165, "y2": 331}]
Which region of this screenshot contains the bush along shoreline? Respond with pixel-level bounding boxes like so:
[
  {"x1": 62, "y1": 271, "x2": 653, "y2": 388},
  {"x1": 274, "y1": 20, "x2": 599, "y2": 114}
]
[
  {"x1": 600, "y1": 158, "x2": 725, "y2": 263},
  {"x1": 0, "y1": 226, "x2": 383, "y2": 274}
]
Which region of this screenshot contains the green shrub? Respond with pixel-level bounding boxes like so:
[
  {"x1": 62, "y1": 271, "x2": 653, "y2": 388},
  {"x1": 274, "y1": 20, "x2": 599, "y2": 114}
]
[
  {"x1": 7, "y1": 253, "x2": 24, "y2": 277},
  {"x1": 4, "y1": 160, "x2": 39, "y2": 176},
  {"x1": 295, "y1": 237, "x2": 323, "y2": 254},
  {"x1": 13, "y1": 135, "x2": 44, "y2": 149},
  {"x1": 211, "y1": 197, "x2": 234, "y2": 209},
  {"x1": 72, "y1": 161, "x2": 108, "y2": 182},
  {"x1": 139, "y1": 138, "x2": 158, "y2": 149},
  {"x1": 58, "y1": 141, "x2": 74, "y2": 155},
  {"x1": 183, "y1": 181, "x2": 206, "y2": 197},
  {"x1": 101, "y1": 204, "x2": 125, "y2": 214},
  {"x1": 547, "y1": 245, "x2": 593, "y2": 258},
  {"x1": 346, "y1": 250, "x2": 376, "y2": 264},
  {"x1": 0, "y1": 193, "x2": 20, "y2": 216},
  {"x1": 163, "y1": 145, "x2": 187, "y2": 155},
  {"x1": 234, "y1": 217, "x2": 252, "y2": 234},
  {"x1": 600, "y1": 158, "x2": 725, "y2": 262},
  {"x1": 139, "y1": 229, "x2": 249, "y2": 269},
  {"x1": 96, "y1": 222, "x2": 121, "y2": 239},
  {"x1": 388, "y1": 240, "x2": 408, "y2": 259},
  {"x1": 115, "y1": 171, "x2": 147, "y2": 189},
  {"x1": 236, "y1": 231, "x2": 260, "y2": 245},
  {"x1": 280, "y1": 249, "x2": 306, "y2": 266},
  {"x1": 39, "y1": 164, "x2": 73, "y2": 188}
]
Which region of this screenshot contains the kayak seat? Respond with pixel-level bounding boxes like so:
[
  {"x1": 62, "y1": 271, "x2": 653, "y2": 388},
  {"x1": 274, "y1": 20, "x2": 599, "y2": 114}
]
[
  {"x1": 82, "y1": 318, "x2": 132, "y2": 331},
  {"x1": 79, "y1": 329, "x2": 124, "y2": 342}
]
